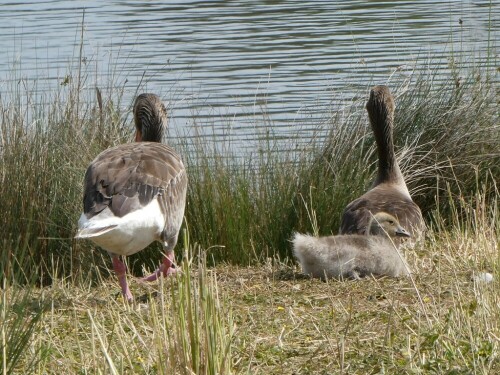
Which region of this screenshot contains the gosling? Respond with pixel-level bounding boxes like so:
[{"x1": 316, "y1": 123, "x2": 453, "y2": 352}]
[{"x1": 293, "y1": 212, "x2": 411, "y2": 280}]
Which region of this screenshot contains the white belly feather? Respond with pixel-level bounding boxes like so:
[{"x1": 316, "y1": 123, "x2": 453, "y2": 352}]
[{"x1": 76, "y1": 199, "x2": 165, "y2": 256}]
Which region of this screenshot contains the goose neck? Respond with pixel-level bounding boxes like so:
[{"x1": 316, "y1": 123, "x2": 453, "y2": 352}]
[{"x1": 366, "y1": 87, "x2": 401, "y2": 185}]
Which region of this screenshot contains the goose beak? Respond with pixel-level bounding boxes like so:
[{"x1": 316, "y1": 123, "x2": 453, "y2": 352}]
[{"x1": 395, "y1": 226, "x2": 411, "y2": 238}]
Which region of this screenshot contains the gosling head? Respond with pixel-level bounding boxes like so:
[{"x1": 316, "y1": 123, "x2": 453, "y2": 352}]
[{"x1": 367, "y1": 212, "x2": 411, "y2": 238}]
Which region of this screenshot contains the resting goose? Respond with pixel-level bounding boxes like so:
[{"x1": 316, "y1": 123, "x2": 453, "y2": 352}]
[
  {"x1": 293, "y1": 212, "x2": 410, "y2": 279},
  {"x1": 75, "y1": 93, "x2": 187, "y2": 301},
  {"x1": 340, "y1": 85, "x2": 424, "y2": 237}
]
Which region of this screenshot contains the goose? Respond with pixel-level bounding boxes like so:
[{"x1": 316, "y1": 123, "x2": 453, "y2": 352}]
[
  {"x1": 340, "y1": 85, "x2": 424, "y2": 237},
  {"x1": 293, "y1": 212, "x2": 411, "y2": 279},
  {"x1": 75, "y1": 93, "x2": 188, "y2": 301}
]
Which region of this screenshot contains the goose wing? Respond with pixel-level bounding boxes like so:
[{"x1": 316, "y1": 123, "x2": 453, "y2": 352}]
[
  {"x1": 82, "y1": 142, "x2": 187, "y2": 233},
  {"x1": 340, "y1": 186, "x2": 423, "y2": 235}
]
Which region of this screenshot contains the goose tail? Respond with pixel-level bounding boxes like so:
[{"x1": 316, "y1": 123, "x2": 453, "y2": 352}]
[{"x1": 75, "y1": 225, "x2": 118, "y2": 239}]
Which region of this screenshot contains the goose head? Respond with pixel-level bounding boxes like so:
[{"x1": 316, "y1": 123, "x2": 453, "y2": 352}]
[
  {"x1": 366, "y1": 85, "x2": 395, "y2": 132},
  {"x1": 133, "y1": 93, "x2": 167, "y2": 142},
  {"x1": 367, "y1": 212, "x2": 411, "y2": 238}
]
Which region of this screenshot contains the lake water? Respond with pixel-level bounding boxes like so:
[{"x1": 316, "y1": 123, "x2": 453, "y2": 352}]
[{"x1": 1, "y1": 0, "x2": 497, "y2": 147}]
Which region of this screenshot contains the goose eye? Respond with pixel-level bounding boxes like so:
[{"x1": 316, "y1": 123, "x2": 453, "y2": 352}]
[{"x1": 388, "y1": 220, "x2": 394, "y2": 225}]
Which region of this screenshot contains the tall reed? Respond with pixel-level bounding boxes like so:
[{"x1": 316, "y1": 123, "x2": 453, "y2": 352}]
[
  {"x1": 0, "y1": 55, "x2": 498, "y2": 282},
  {"x1": 0, "y1": 65, "x2": 131, "y2": 283},
  {"x1": 180, "y1": 69, "x2": 499, "y2": 265}
]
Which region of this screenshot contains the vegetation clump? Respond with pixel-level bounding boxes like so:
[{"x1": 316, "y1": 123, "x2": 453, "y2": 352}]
[{"x1": 0, "y1": 54, "x2": 498, "y2": 373}]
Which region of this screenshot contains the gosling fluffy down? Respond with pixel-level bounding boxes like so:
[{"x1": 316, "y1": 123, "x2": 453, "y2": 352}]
[{"x1": 293, "y1": 212, "x2": 411, "y2": 280}]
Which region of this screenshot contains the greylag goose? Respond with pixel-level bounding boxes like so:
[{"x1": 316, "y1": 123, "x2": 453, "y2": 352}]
[
  {"x1": 75, "y1": 93, "x2": 188, "y2": 301},
  {"x1": 340, "y1": 85, "x2": 424, "y2": 237},
  {"x1": 293, "y1": 212, "x2": 410, "y2": 279}
]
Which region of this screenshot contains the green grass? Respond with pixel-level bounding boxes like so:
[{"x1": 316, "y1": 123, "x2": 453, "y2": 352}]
[{"x1": 0, "y1": 48, "x2": 499, "y2": 372}]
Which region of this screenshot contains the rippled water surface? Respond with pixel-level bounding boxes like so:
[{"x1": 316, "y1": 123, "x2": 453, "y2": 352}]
[{"x1": 1, "y1": 0, "x2": 497, "y2": 143}]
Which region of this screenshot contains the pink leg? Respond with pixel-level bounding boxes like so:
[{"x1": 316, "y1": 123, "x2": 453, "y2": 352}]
[
  {"x1": 112, "y1": 255, "x2": 133, "y2": 301},
  {"x1": 141, "y1": 251, "x2": 178, "y2": 282}
]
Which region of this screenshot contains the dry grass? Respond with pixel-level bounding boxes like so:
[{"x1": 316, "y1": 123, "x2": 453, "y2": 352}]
[
  {"x1": 5, "y1": 210, "x2": 498, "y2": 374},
  {"x1": 222, "y1": 238, "x2": 498, "y2": 374}
]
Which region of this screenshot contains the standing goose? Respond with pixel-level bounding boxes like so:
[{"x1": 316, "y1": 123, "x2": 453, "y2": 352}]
[
  {"x1": 340, "y1": 85, "x2": 424, "y2": 237},
  {"x1": 293, "y1": 212, "x2": 411, "y2": 279},
  {"x1": 76, "y1": 93, "x2": 188, "y2": 301}
]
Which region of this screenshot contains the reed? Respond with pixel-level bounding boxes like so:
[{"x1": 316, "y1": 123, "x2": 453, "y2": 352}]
[
  {"x1": 179, "y1": 69, "x2": 499, "y2": 265},
  {"x1": 0, "y1": 58, "x2": 498, "y2": 281}
]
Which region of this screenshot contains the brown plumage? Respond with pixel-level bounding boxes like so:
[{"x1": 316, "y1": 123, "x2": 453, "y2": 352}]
[
  {"x1": 82, "y1": 143, "x2": 186, "y2": 225},
  {"x1": 76, "y1": 93, "x2": 187, "y2": 301},
  {"x1": 293, "y1": 212, "x2": 411, "y2": 279},
  {"x1": 340, "y1": 86, "x2": 424, "y2": 237}
]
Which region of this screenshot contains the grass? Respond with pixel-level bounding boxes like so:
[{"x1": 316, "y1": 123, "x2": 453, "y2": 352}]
[
  {"x1": 1, "y1": 190, "x2": 498, "y2": 373},
  {"x1": 0, "y1": 47, "x2": 499, "y2": 372},
  {"x1": 2, "y1": 231, "x2": 234, "y2": 374}
]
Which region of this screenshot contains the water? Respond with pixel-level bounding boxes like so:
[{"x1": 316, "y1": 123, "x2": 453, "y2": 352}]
[{"x1": 0, "y1": 0, "x2": 497, "y2": 146}]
